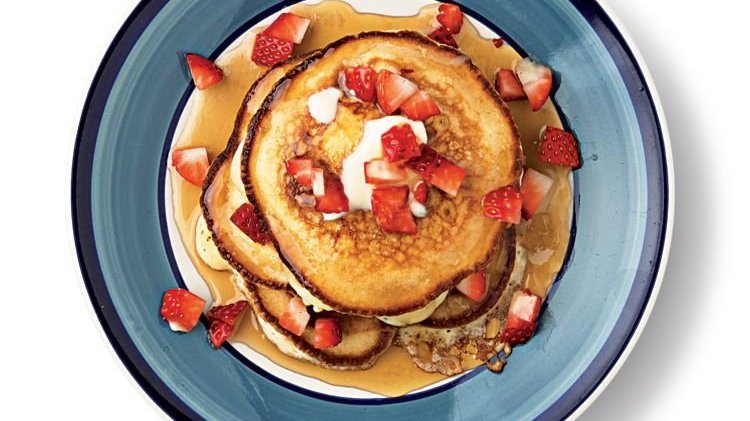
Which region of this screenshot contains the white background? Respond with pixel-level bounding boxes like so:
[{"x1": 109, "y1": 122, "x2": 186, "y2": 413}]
[{"x1": 1, "y1": 0, "x2": 748, "y2": 419}]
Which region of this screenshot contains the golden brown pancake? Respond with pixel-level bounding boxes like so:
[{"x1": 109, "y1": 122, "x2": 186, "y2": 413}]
[{"x1": 244, "y1": 31, "x2": 522, "y2": 316}]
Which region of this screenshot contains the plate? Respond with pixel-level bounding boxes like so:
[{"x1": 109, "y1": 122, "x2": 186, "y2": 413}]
[{"x1": 72, "y1": 0, "x2": 672, "y2": 419}]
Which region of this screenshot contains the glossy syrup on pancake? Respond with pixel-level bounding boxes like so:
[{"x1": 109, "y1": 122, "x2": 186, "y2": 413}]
[{"x1": 168, "y1": 0, "x2": 572, "y2": 397}]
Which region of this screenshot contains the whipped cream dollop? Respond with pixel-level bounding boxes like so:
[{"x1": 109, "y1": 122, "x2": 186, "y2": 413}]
[
  {"x1": 341, "y1": 116, "x2": 427, "y2": 213},
  {"x1": 307, "y1": 87, "x2": 342, "y2": 124}
]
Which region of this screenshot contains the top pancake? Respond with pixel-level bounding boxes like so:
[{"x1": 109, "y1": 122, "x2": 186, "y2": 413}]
[{"x1": 244, "y1": 31, "x2": 522, "y2": 316}]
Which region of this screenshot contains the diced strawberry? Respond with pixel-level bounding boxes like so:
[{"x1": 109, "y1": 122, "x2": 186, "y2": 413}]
[
  {"x1": 376, "y1": 70, "x2": 419, "y2": 114},
  {"x1": 495, "y1": 68, "x2": 526, "y2": 102},
  {"x1": 428, "y1": 27, "x2": 458, "y2": 48},
  {"x1": 381, "y1": 124, "x2": 421, "y2": 162},
  {"x1": 208, "y1": 321, "x2": 233, "y2": 348},
  {"x1": 371, "y1": 186, "x2": 417, "y2": 235},
  {"x1": 436, "y1": 4, "x2": 463, "y2": 34},
  {"x1": 413, "y1": 181, "x2": 429, "y2": 204},
  {"x1": 481, "y1": 186, "x2": 523, "y2": 224},
  {"x1": 514, "y1": 58, "x2": 553, "y2": 111},
  {"x1": 264, "y1": 13, "x2": 311, "y2": 44},
  {"x1": 492, "y1": 37, "x2": 504, "y2": 48},
  {"x1": 315, "y1": 175, "x2": 349, "y2": 213},
  {"x1": 279, "y1": 296, "x2": 310, "y2": 336},
  {"x1": 252, "y1": 33, "x2": 293, "y2": 67},
  {"x1": 344, "y1": 66, "x2": 376, "y2": 102},
  {"x1": 185, "y1": 54, "x2": 224, "y2": 90},
  {"x1": 501, "y1": 289, "x2": 542, "y2": 345},
  {"x1": 313, "y1": 318, "x2": 342, "y2": 349},
  {"x1": 285, "y1": 158, "x2": 314, "y2": 187},
  {"x1": 400, "y1": 90, "x2": 441, "y2": 121},
  {"x1": 160, "y1": 288, "x2": 205, "y2": 333},
  {"x1": 538, "y1": 126, "x2": 581, "y2": 168},
  {"x1": 230, "y1": 203, "x2": 271, "y2": 244},
  {"x1": 207, "y1": 301, "x2": 248, "y2": 326},
  {"x1": 405, "y1": 146, "x2": 466, "y2": 196},
  {"x1": 207, "y1": 301, "x2": 248, "y2": 348},
  {"x1": 311, "y1": 168, "x2": 325, "y2": 197},
  {"x1": 456, "y1": 270, "x2": 486, "y2": 302},
  {"x1": 521, "y1": 168, "x2": 553, "y2": 219},
  {"x1": 364, "y1": 160, "x2": 408, "y2": 185},
  {"x1": 172, "y1": 147, "x2": 209, "y2": 186}
]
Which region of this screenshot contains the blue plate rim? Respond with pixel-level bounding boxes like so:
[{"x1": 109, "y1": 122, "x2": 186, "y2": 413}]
[{"x1": 70, "y1": 0, "x2": 673, "y2": 419}]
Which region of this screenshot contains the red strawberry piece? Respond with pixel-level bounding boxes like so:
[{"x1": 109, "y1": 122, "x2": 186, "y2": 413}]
[
  {"x1": 501, "y1": 289, "x2": 542, "y2": 345},
  {"x1": 381, "y1": 124, "x2": 421, "y2": 162},
  {"x1": 405, "y1": 146, "x2": 466, "y2": 197},
  {"x1": 207, "y1": 301, "x2": 248, "y2": 326},
  {"x1": 456, "y1": 270, "x2": 487, "y2": 302},
  {"x1": 208, "y1": 320, "x2": 232, "y2": 348},
  {"x1": 495, "y1": 68, "x2": 526, "y2": 102},
  {"x1": 514, "y1": 58, "x2": 553, "y2": 111},
  {"x1": 521, "y1": 168, "x2": 553, "y2": 219},
  {"x1": 160, "y1": 288, "x2": 205, "y2": 333},
  {"x1": 285, "y1": 158, "x2": 314, "y2": 188},
  {"x1": 376, "y1": 70, "x2": 419, "y2": 114},
  {"x1": 427, "y1": 27, "x2": 458, "y2": 48},
  {"x1": 315, "y1": 175, "x2": 350, "y2": 213},
  {"x1": 344, "y1": 66, "x2": 376, "y2": 102},
  {"x1": 172, "y1": 147, "x2": 209, "y2": 186},
  {"x1": 400, "y1": 90, "x2": 441, "y2": 121},
  {"x1": 481, "y1": 186, "x2": 523, "y2": 224},
  {"x1": 436, "y1": 4, "x2": 463, "y2": 34},
  {"x1": 364, "y1": 160, "x2": 408, "y2": 185},
  {"x1": 313, "y1": 318, "x2": 342, "y2": 349},
  {"x1": 492, "y1": 37, "x2": 505, "y2": 48},
  {"x1": 538, "y1": 126, "x2": 581, "y2": 168},
  {"x1": 206, "y1": 301, "x2": 248, "y2": 348},
  {"x1": 230, "y1": 203, "x2": 271, "y2": 244},
  {"x1": 252, "y1": 33, "x2": 293, "y2": 67},
  {"x1": 279, "y1": 296, "x2": 310, "y2": 336},
  {"x1": 371, "y1": 186, "x2": 417, "y2": 235},
  {"x1": 264, "y1": 13, "x2": 311, "y2": 44},
  {"x1": 413, "y1": 181, "x2": 429, "y2": 204},
  {"x1": 185, "y1": 54, "x2": 224, "y2": 90}
]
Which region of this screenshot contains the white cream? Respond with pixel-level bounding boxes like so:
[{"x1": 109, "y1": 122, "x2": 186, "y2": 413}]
[
  {"x1": 322, "y1": 212, "x2": 347, "y2": 221},
  {"x1": 341, "y1": 116, "x2": 427, "y2": 212},
  {"x1": 409, "y1": 200, "x2": 428, "y2": 218},
  {"x1": 307, "y1": 87, "x2": 342, "y2": 124}
]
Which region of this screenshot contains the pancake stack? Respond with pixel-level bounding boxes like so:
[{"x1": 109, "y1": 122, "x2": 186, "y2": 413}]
[{"x1": 200, "y1": 31, "x2": 525, "y2": 374}]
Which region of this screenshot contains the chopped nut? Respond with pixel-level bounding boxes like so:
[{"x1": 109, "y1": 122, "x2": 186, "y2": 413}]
[
  {"x1": 448, "y1": 346, "x2": 461, "y2": 356},
  {"x1": 465, "y1": 342, "x2": 478, "y2": 355},
  {"x1": 495, "y1": 341, "x2": 512, "y2": 357},
  {"x1": 461, "y1": 354, "x2": 478, "y2": 370},
  {"x1": 485, "y1": 318, "x2": 501, "y2": 339},
  {"x1": 486, "y1": 358, "x2": 505, "y2": 373}
]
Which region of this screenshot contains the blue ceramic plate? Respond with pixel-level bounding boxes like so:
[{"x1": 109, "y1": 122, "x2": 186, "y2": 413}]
[{"x1": 72, "y1": 0, "x2": 672, "y2": 419}]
